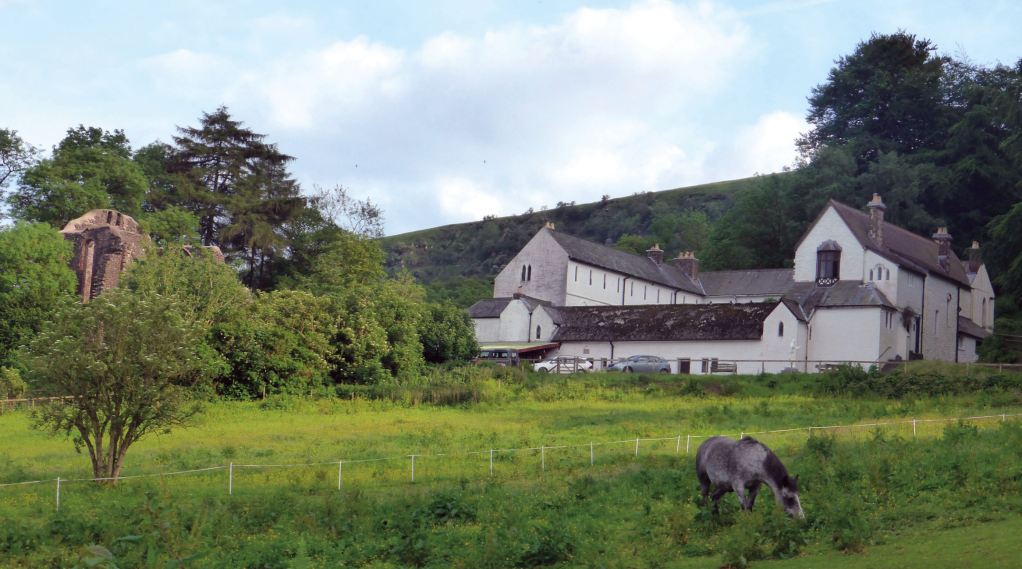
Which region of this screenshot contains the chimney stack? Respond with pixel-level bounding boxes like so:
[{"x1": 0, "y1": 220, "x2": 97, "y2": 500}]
[
  {"x1": 543, "y1": 222, "x2": 556, "y2": 231},
  {"x1": 968, "y1": 241, "x2": 982, "y2": 273},
  {"x1": 673, "y1": 252, "x2": 699, "y2": 282},
  {"x1": 513, "y1": 285, "x2": 523, "y2": 299},
  {"x1": 646, "y1": 243, "x2": 665, "y2": 267},
  {"x1": 867, "y1": 194, "x2": 886, "y2": 247},
  {"x1": 932, "y1": 227, "x2": 952, "y2": 272}
]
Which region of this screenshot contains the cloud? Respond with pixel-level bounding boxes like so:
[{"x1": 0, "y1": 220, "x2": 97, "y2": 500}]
[
  {"x1": 139, "y1": 49, "x2": 232, "y2": 99},
  {"x1": 710, "y1": 110, "x2": 808, "y2": 176},
  {"x1": 202, "y1": 1, "x2": 796, "y2": 232}
]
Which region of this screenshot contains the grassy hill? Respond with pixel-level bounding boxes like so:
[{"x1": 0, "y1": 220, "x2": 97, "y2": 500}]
[{"x1": 380, "y1": 176, "x2": 762, "y2": 302}]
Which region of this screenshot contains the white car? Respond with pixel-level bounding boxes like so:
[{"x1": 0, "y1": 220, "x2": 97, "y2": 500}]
[{"x1": 533, "y1": 357, "x2": 594, "y2": 373}]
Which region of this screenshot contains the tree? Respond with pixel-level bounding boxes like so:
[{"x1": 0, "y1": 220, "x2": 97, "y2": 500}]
[
  {"x1": 311, "y1": 183, "x2": 385, "y2": 238},
  {"x1": 8, "y1": 126, "x2": 148, "y2": 227},
  {"x1": 418, "y1": 301, "x2": 479, "y2": 364},
  {"x1": 614, "y1": 234, "x2": 652, "y2": 256},
  {"x1": 0, "y1": 222, "x2": 78, "y2": 366},
  {"x1": 0, "y1": 128, "x2": 40, "y2": 209},
  {"x1": 799, "y1": 31, "x2": 952, "y2": 165},
  {"x1": 169, "y1": 107, "x2": 307, "y2": 286},
  {"x1": 23, "y1": 291, "x2": 203, "y2": 480}
]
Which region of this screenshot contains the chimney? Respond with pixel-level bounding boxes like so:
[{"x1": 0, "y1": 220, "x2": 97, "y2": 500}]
[
  {"x1": 673, "y1": 251, "x2": 699, "y2": 282},
  {"x1": 867, "y1": 194, "x2": 886, "y2": 247},
  {"x1": 513, "y1": 285, "x2": 523, "y2": 299},
  {"x1": 932, "y1": 227, "x2": 952, "y2": 272},
  {"x1": 646, "y1": 243, "x2": 664, "y2": 267},
  {"x1": 543, "y1": 221, "x2": 556, "y2": 231},
  {"x1": 968, "y1": 241, "x2": 982, "y2": 273}
]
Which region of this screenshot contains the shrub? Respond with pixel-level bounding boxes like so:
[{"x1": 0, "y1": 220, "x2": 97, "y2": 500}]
[{"x1": 719, "y1": 511, "x2": 767, "y2": 568}]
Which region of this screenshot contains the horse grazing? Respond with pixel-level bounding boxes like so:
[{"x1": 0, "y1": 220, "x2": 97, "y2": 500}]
[{"x1": 696, "y1": 436, "x2": 803, "y2": 518}]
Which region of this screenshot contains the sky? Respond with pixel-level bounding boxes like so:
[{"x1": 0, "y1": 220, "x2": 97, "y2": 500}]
[{"x1": 2, "y1": 1, "x2": 1021, "y2": 236}]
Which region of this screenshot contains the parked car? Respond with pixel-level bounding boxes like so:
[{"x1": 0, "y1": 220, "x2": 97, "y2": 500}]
[
  {"x1": 534, "y1": 357, "x2": 593, "y2": 373},
  {"x1": 607, "y1": 355, "x2": 671, "y2": 374},
  {"x1": 473, "y1": 348, "x2": 520, "y2": 367}
]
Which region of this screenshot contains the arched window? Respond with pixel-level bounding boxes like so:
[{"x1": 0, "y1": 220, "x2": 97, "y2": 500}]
[
  {"x1": 778, "y1": 322, "x2": 784, "y2": 337},
  {"x1": 536, "y1": 325, "x2": 542, "y2": 339},
  {"x1": 869, "y1": 270, "x2": 873, "y2": 281},
  {"x1": 982, "y1": 299, "x2": 987, "y2": 327},
  {"x1": 527, "y1": 265, "x2": 532, "y2": 281},
  {"x1": 643, "y1": 285, "x2": 647, "y2": 300},
  {"x1": 603, "y1": 274, "x2": 606, "y2": 289},
  {"x1": 885, "y1": 269, "x2": 890, "y2": 280},
  {"x1": 574, "y1": 266, "x2": 577, "y2": 281},
  {"x1": 816, "y1": 241, "x2": 842, "y2": 286},
  {"x1": 522, "y1": 265, "x2": 527, "y2": 281},
  {"x1": 589, "y1": 270, "x2": 592, "y2": 285},
  {"x1": 630, "y1": 282, "x2": 634, "y2": 296}
]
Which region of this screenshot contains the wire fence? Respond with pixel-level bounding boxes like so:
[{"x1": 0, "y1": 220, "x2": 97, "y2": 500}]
[{"x1": 2, "y1": 411, "x2": 1019, "y2": 511}]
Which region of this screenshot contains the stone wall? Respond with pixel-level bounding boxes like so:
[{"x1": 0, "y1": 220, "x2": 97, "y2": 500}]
[{"x1": 60, "y1": 210, "x2": 147, "y2": 302}]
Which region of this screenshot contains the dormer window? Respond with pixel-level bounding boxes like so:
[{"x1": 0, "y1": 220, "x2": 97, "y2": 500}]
[{"x1": 816, "y1": 241, "x2": 841, "y2": 287}]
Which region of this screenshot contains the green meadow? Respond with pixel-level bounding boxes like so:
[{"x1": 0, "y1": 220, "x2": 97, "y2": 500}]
[{"x1": 1, "y1": 370, "x2": 1021, "y2": 568}]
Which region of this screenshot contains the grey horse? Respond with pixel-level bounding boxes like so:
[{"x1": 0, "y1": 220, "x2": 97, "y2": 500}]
[{"x1": 696, "y1": 436, "x2": 804, "y2": 518}]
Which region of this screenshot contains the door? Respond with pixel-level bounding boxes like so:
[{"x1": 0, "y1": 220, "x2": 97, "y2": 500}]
[{"x1": 678, "y1": 359, "x2": 691, "y2": 374}]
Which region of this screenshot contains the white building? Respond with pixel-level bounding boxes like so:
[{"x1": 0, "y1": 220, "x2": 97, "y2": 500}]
[{"x1": 469, "y1": 195, "x2": 993, "y2": 369}]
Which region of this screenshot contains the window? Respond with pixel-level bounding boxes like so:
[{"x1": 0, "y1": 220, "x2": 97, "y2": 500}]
[
  {"x1": 617, "y1": 278, "x2": 620, "y2": 292},
  {"x1": 522, "y1": 265, "x2": 527, "y2": 281},
  {"x1": 643, "y1": 285, "x2": 647, "y2": 300},
  {"x1": 778, "y1": 322, "x2": 784, "y2": 337},
  {"x1": 574, "y1": 266, "x2": 577, "y2": 281},
  {"x1": 935, "y1": 310, "x2": 939, "y2": 335},
  {"x1": 885, "y1": 269, "x2": 890, "y2": 280},
  {"x1": 536, "y1": 325, "x2": 542, "y2": 340},
  {"x1": 603, "y1": 274, "x2": 606, "y2": 289},
  {"x1": 809, "y1": 326, "x2": 812, "y2": 340},
  {"x1": 631, "y1": 282, "x2": 634, "y2": 296},
  {"x1": 816, "y1": 241, "x2": 841, "y2": 286},
  {"x1": 869, "y1": 270, "x2": 874, "y2": 281},
  {"x1": 982, "y1": 298, "x2": 987, "y2": 327},
  {"x1": 589, "y1": 270, "x2": 592, "y2": 285},
  {"x1": 527, "y1": 265, "x2": 532, "y2": 281},
  {"x1": 657, "y1": 289, "x2": 660, "y2": 303}
]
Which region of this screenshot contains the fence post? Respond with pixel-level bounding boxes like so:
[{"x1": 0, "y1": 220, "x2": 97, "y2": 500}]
[
  {"x1": 590, "y1": 442, "x2": 594, "y2": 466},
  {"x1": 411, "y1": 456, "x2": 415, "y2": 482},
  {"x1": 490, "y1": 450, "x2": 493, "y2": 476},
  {"x1": 676, "y1": 435, "x2": 681, "y2": 453},
  {"x1": 229, "y1": 463, "x2": 233, "y2": 495},
  {"x1": 338, "y1": 461, "x2": 342, "y2": 490},
  {"x1": 56, "y1": 477, "x2": 60, "y2": 511},
  {"x1": 740, "y1": 432, "x2": 744, "y2": 440},
  {"x1": 912, "y1": 419, "x2": 917, "y2": 437},
  {"x1": 686, "y1": 435, "x2": 690, "y2": 454},
  {"x1": 541, "y1": 446, "x2": 545, "y2": 471},
  {"x1": 635, "y1": 438, "x2": 639, "y2": 457}
]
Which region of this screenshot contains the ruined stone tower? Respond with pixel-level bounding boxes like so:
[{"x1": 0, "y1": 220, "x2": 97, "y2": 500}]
[{"x1": 60, "y1": 210, "x2": 147, "y2": 302}]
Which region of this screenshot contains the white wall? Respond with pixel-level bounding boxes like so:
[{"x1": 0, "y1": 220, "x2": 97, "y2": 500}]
[
  {"x1": 494, "y1": 229, "x2": 569, "y2": 305},
  {"x1": 958, "y1": 335, "x2": 979, "y2": 363},
  {"x1": 532, "y1": 306, "x2": 559, "y2": 342},
  {"x1": 473, "y1": 318, "x2": 501, "y2": 344},
  {"x1": 968, "y1": 265, "x2": 996, "y2": 331},
  {"x1": 793, "y1": 206, "x2": 866, "y2": 283},
  {"x1": 922, "y1": 277, "x2": 960, "y2": 362},
  {"x1": 807, "y1": 307, "x2": 881, "y2": 364},
  {"x1": 863, "y1": 250, "x2": 899, "y2": 301},
  {"x1": 498, "y1": 300, "x2": 532, "y2": 342},
  {"x1": 565, "y1": 262, "x2": 631, "y2": 306}
]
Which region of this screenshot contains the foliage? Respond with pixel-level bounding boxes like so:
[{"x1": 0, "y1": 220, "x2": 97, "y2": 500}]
[
  {"x1": 0, "y1": 366, "x2": 26, "y2": 399},
  {"x1": 0, "y1": 128, "x2": 40, "y2": 205},
  {"x1": 417, "y1": 301, "x2": 479, "y2": 364},
  {"x1": 0, "y1": 222, "x2": 78, "y2": 366},
  {"x1": 423, "y1": 276, "x2": 492, "y2": 309},
  {"x1": 21, "y1": 290, "x2": 204, "y2": 480},
  {"x1": 8, "y1": 126, "x2": 148, "y2": 227},
  {"x1": 309, "y1": 183, "x2": 385, "y2": 238}
]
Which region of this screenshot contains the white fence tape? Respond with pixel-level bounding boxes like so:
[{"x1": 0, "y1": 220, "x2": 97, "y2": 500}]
[{"x1": 1, "y1": 412, "x2": 1019, "y2": 504}]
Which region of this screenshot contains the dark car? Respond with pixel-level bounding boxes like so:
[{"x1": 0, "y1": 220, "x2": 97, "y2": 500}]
[
  {"x1": 607, "y1": 355, "x2": 671, "y2": 374},
  {"x1": 473, "y1": 348, "x2": 520, "y2": 367}
]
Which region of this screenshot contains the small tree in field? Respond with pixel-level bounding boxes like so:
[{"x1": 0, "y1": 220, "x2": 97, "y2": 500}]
[{"x1": 22, "y1": 291, "x2": 203, "y2": 481}]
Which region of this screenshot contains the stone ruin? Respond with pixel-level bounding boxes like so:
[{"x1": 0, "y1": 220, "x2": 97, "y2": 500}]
[{"x1": 60, "y1": 209, "x2": 225, "y2": 302}]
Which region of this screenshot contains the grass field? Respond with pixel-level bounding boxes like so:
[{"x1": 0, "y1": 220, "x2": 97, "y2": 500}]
[{"x1": 1, "y1": 371, "x2": 1021, "y2": 567}]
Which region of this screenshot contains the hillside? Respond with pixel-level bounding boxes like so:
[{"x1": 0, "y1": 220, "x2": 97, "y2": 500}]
[{"x1": 380, "y1": 176, "x2": 763, "y2": 295}]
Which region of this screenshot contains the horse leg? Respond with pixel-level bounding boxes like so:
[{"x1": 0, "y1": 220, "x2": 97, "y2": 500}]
[
  {"x1": 698, "y1": 471, "x2": 711, "y2": 509},
  {"x1": 746, "y1": 481, "x2": 762, "y2": 511},
  {"x1": 732, "y1": 481, "x2": 750, "y2": 510},
  {"x1": 710, "y1": 486, "x2": 730, "y2": 514}
]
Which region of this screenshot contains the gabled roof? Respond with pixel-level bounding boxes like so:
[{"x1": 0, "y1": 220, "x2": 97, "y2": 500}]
[
  {"x1": 545, "y1": 229, "x2": 704, "y2": 295},
  {"x1": 467, "y1": 295, "x2": 551, "y2": 319},
  {"x1": 796, "y1": 200, "x2": 971, "y2": 287},
  {"x1": 701, "y1": 269, "x2": 795, "y2": 297},
  {"x1": 550, "y1": 302, "x2": 780, "y2": 342},
  {"x1": 957, "y1": 316, "x2": 990, "y2": 340},
  {"x1": 785, "y1": 281, "x2": 895, "y2": 312}
]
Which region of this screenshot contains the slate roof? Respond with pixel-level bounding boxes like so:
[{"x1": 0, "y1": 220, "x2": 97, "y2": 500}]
[
  {"x1": 546, "y1": 229, "x2": 704, "y2": 295},
  {"x1": 467, "y1": 295, "x2": 552, "y2": 318},
  {"x1": 467, "y1": 298, "x2": 512, "y2": 318},
  {"x1": 799, "y1": 200, "x2": 972, "y2": 287},
  {"x1": 550, "y1": 302, "x2": 785, "y2": 342},
  {"x1": 700, "y1": 269, "x2": 795, "y2": 297},
  {"x1": 957, "y1": 316, "x2": 990, "y2": 340},
  {"x1": 784, "y1": 281, "x2": 896, "y2": 312}
]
